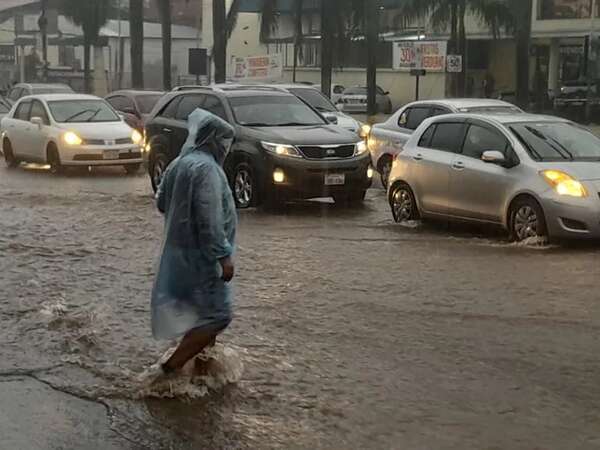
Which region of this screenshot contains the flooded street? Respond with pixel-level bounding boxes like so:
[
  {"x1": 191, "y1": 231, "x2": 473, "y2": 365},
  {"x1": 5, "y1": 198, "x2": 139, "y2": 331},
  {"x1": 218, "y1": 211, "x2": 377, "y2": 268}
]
[{"x1": 2, "y1": 165, "x2": 600, "y2": 449}]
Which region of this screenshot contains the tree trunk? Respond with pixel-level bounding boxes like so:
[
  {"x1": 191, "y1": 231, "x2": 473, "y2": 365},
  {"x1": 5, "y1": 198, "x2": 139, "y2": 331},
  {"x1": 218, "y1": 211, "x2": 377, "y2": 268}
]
[
  {"x1": 457, "y1": 1, "x2": 467, "y2": 97},
  {"x1": 130, "y1": 0, "x2": 144, "y2": 88},
  {"x1": 365, "y1": 0, "x2": 378, "y2": 117},
  {"x1": 320, "y1": 0, "x2": 333, "y2": 98},
  {"x1": 515, "y1": 0, "x2": 532, "y2": 110},
  {"x1": 447, "y1": 2, "x2": 458, "y2": 97},
  {"x1": 83, "y1": 38, "x2": 92, "y2": 93},
  {"x1": 292, "y1": 0, "x2": 303, "y2": 83},
  {"x1": 158, "y1": 0, "x2": 172, "y2": 90},
  {"x1": 213, "y1": 0, "x2": 227, "y2": 83}
]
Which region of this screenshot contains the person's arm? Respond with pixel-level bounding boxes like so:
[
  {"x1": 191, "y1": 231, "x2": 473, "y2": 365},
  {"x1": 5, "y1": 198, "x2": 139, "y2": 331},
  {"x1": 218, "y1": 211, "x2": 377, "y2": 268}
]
[{"x1": 193, "y1": 167, "x2": 234, "y2": 280}]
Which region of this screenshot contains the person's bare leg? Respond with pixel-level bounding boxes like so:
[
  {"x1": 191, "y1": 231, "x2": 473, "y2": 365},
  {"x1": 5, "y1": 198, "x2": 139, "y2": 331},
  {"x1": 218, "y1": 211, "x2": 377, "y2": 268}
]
[{"x1": 163, "y1": 329, "x2": 217, "y2": 373}]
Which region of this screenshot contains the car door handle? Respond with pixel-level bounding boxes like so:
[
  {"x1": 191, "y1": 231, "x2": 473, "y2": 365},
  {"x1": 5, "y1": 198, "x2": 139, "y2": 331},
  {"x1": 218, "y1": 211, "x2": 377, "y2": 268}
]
[
  {"x1": 413, "y1": 153, "x2": 423, "y2": 161},
  {"x1": 452, "y1": 161, "x2": 465, "y2": 170}
]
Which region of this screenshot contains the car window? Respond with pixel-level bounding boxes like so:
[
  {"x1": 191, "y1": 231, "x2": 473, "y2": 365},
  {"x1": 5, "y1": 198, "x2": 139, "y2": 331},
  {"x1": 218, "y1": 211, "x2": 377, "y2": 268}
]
[
  {"x1": 8, "y1": 87, "x2": 23, "y2": 101},
  {"x1": 175, "y1": 94, "x2": 206, "y2": 121},
  {"x1": 230, "y1": 95, "x2": 326, "y2": 126},
  {"x1": 344, "y1": 87, "x2": 367, "y2": 95},
  {"x1": 0, "y1": 100, "x2": 9, "y2": 113},
  {"x1": 107, "y1": 95, "x2": 134, "y2": 112},
  {"x1": 432, "y1": 107, "x2": 451, "y2": 116},
  {"x1": 32, "y1": 86, "x2": 73, "y2": 95},
  {"x1": 428, "y1": 123, "x2": 466, "y2": 153},
  {"x1": 159, "y1": 96, "x2": 183, "y2": 118},
  {"x1": 376, "y1": 86, "x2": 385, "y2": 95},
  {"x1": 47, "y1": 100, "x2": 120, "y2": 123},
  {"x1": 30, "y1": 100, "x2": 50, "y2": 125},
  {"x1": 333, "y1": 85, "x2": 345, "y2": 94},
  {"x1": 418, "y1": 124, "x2": 436, "y2": 147},
  {"x1": 135, "y1": 94, "x2": 162, "y2": 114},
  {"x1": 203, "y1": 95, "x2": 227, "y2": 120},
  {"x1": 14, "y1": 100, "x2": 31, "y2": 120},
  {"x1": 399, "y1": 107, "x2": 431, "y2": 130},
  {"x1": 289, "y1": 88, "x2": 336, "y2": 113},
  {"x1": 462, "y1": 125, "x2": 508, "y2": 160}
]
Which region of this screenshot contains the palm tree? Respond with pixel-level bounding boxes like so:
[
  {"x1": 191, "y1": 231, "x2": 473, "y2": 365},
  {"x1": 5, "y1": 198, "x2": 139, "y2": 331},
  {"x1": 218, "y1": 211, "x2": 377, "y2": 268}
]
[
  {"x1": 511, "y1": 0, "x2": 532, "y2": 109},
  {"x1": 156, "y1": 0, "x2": 171, "y2": 90},
  {"x1": 292, "y1": 0, "x2": 304, "y2": 82},
  {"x1": 129, "y1": 0, "x2": 144, "y2": 88},
  {"x1": 60, "y1": 0, "x2": 114, "y2": 93},
  {"x1": 364, "y1": 0, "x2": 378, "y2": 116},
  {"x1": 404, "y1": 0, "x2": 512, "y2": 97}
]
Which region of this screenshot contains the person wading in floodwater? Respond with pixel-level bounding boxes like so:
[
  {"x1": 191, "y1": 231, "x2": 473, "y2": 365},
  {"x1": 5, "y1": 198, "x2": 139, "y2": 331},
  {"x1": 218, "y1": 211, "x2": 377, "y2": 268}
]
[{"x1": 141, "y1": 108, "x2": 237, "y2": 383}]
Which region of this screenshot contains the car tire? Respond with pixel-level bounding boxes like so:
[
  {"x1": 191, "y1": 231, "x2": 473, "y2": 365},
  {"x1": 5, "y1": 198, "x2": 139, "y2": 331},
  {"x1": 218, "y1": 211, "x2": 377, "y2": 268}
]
[
  {"x1": 3, "y1": 138, "x2": 19, "y2": 169},
  {"x1": 390, "y1": 182, "x2": 419, "y2": 223},
  {"x1": 333, "y1": 190, "x2": 366, "y2": 207},
  {"x1": 124, "y1": 163, "x2": 141, "y2": 175},
  {"x1": 378, "y1": 155, "x2": 392, "y2": 189},
  {"x1": 509, "y1": 197, "x2": 548, "y2": 242},
  {"x1": 232, "y1": 161, "x2": 257, "y2": 209},
  {"x1": 150, "y1": 152, "x2": 169, "y2": 193},
  {"x1": 47, "y1": 144, "x2": 64, "y2": 175}
]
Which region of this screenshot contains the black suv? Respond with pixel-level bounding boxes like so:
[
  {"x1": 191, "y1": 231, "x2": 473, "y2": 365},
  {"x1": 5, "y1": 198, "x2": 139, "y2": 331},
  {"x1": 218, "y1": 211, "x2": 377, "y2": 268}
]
[{"x1": 145, "y1": 86, "x2": 372, "y2": 207}]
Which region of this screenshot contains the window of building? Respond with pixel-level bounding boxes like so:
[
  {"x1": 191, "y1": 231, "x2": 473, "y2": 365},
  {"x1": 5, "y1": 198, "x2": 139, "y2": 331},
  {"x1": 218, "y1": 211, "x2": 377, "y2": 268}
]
[{"x1": 539, "y1": 0, "x2": 593, "y2": 19}]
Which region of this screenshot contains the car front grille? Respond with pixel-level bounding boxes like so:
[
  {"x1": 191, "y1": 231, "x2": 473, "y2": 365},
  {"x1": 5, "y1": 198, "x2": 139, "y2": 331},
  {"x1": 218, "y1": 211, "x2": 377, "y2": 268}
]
[
  {"x1": 298, "y1": 144, "x2": 356, "y2": 159},
  {"x1": 82, "y1": 137, "x2": 133, "y2": 145}
]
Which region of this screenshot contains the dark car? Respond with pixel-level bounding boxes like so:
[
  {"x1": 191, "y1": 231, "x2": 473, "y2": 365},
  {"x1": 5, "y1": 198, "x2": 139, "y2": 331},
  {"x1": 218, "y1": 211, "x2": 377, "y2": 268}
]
[
  {"x1": 105, "y1": 90, "x2": 163, "y2": 132},
  {"x1": 145, "y1": 86, "x2": 372, "y2": 207}
]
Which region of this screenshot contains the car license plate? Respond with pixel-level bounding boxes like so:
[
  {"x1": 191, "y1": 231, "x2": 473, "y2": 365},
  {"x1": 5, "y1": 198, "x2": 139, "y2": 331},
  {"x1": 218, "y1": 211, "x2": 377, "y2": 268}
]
[
  {"x1": 103, "y1": 150, "x2": 120, "y2": 160},
  {"x1": 325, "y1": 173, "x2": 345, "y2": 186}
]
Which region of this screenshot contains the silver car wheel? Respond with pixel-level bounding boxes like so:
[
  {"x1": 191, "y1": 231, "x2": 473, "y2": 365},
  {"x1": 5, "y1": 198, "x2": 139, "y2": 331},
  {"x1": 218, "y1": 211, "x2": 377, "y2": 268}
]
[
  {"x1": 392, "y1": 188, "x2": 413, "y2": 222},
  {"x1": 514, "y1": 205, "x2": 539, "y2": 240},
  {"x1": 234, "y1": 168, "x2": 253, "y2": 208}
]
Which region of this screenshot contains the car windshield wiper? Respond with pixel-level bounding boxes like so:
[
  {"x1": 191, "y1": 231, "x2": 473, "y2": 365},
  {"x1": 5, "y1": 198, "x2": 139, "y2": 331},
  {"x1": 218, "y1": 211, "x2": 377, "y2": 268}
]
[
  {"x1": 64, "y1": 109, "x2": 96, "y2": 122},
  {"x1": 241, "y1": 122, "x2": 273, "y2": 127},
  {"x1": 85, "y1": 108, "x2": 102, "y2": 122},
  {"x1": 524, "y1": 126, "x2": 573, "y2": 160}
]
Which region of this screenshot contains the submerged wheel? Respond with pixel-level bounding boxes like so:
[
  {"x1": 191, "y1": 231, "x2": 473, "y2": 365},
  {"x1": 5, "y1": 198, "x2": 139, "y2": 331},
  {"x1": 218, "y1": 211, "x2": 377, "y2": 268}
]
[
  {"x1": 232, "y1": 162, "x2": 257, "y2": 209},
  {"x1": 47, "y1": 145, "x2": 63, "y2": 175},
  {"x1": 510, "y1": 197, "x2": 548, "y2": 242},
  {"x1": 390, "y1": 182, "x2": 419, "y2": 223},
  {"x1": 3, "y1": 138, "x2": 19, "y2": 168}
]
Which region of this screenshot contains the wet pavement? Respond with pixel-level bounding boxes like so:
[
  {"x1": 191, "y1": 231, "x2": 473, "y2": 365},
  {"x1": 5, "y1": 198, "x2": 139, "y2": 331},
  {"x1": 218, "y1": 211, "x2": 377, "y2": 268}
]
[{"x1": 1, "y1": 165, "x2": 600, "y2": 449}]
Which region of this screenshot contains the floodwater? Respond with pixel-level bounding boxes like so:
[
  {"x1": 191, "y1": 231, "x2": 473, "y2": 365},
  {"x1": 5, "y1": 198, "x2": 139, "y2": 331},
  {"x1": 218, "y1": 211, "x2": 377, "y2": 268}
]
[{"x1": 1, "y1": 165, "x2": 600, "y2": 449}]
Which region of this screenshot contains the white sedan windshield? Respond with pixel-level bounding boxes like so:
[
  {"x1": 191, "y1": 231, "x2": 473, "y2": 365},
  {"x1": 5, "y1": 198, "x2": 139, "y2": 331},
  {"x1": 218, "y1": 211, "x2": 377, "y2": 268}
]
[{"x1": 48, "y1": 100, "x2": 120, "y2": 123}]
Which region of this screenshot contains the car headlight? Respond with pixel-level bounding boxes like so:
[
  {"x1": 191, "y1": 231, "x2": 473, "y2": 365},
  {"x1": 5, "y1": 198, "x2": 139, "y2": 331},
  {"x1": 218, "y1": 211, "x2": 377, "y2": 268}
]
[
  {"x1": 132, "y1": 129, "x2": 143, "y2": 145},
  {"x1": 261, "y1": 142, "x2": 302, "y2": 158},
  {"x1": 359, "y1": 123, "x2": 371, "y2": 138},
  {"x1": 355, "y1": 140, "x2": 368, "y2": 156},
  {"x1": 63, "y1": 131, "x2": 82, "y2": 146},
  {"x1": 541, "y1": 170, "x2": 587, "y2": 198}
]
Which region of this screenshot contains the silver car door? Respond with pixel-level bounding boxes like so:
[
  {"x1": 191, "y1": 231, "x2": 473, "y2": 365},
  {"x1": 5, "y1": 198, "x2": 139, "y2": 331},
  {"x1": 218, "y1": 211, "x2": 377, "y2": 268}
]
[
  {"x1": 27, "y1": 100, "x2": 51, "y2": 162},
  {"x1": 8, "y1": 100, "x2": 33, "y2": 159},
  {"x1": 449, "y1": 122, "x2": 515, "y2": 222},
  {"x1": 413, "y1": 121, "x2": 466, "y2": 216}
]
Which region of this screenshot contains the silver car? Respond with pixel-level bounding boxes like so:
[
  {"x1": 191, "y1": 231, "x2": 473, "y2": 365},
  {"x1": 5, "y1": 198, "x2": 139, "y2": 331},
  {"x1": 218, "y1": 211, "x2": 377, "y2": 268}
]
[
  {"x1": 338, "y1": 86, "x2": 393, "y2": 114},
  {"x1": 387, "y1": 113, "x2": 600, "y2": 241},
  {"x1": 370, "y1": 98, "x2": 522, "y2": 187}
]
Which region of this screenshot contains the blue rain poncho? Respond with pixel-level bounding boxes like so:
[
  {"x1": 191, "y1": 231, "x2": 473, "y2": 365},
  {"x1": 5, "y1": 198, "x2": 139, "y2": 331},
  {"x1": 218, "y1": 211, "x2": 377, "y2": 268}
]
[{"x1": 151, "y1": 108, "x2": 237, "y2": 340}]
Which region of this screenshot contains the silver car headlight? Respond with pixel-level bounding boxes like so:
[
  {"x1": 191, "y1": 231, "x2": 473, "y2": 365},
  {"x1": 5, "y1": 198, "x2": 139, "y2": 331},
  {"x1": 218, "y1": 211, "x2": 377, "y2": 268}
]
[
  {"x1": 540, "y1": 170, "x2": 587, "y2": 198},
  {"x1": 261, "y1": 142, "x2": 303, "y2": 158}
]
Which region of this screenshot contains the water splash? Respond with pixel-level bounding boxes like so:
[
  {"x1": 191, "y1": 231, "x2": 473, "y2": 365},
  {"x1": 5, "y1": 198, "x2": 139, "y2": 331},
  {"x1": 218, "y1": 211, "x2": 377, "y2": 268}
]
[{"x1": 398, "y1": 220, "x2": 422, "y2": 229}]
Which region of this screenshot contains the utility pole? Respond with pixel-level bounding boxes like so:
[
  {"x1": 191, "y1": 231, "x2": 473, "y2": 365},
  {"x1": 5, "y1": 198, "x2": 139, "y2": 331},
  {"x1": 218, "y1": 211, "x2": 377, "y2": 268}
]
[
  {"x1": 38, "y1": 0, "x2": 48, "y2": 82},
  {"x1": 365, "y1": 0, "x2": 378, "y2": 118},
  {"x1": 586, "y1": 0, "x2": 597, "y2": 123}
]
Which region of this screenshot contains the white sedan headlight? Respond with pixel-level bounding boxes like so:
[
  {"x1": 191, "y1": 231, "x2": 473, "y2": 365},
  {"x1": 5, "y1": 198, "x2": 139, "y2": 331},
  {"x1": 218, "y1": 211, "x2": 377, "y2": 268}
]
[
  {"x1": 261, "y1": 142, "x2": 303, "y2": 158},
  {"x1": 63, "y1": 131, "x2": 82, "y2": 146},
  {"x1": 131, "y1": 129, "x2": 143, "y2": 145}
]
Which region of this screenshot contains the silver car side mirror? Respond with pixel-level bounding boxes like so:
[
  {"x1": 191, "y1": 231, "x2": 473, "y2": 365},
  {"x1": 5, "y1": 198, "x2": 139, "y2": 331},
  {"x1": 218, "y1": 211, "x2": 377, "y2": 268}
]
[{"x1": 481, "y1": 150, "x2": 506, "y2": 164}]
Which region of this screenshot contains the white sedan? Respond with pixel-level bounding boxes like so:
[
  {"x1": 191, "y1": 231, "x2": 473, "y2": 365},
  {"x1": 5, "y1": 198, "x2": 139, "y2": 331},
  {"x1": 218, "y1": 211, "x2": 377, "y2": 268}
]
[{"x1": 1, "y1": 93, "x2": 143, "y2": 174}]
